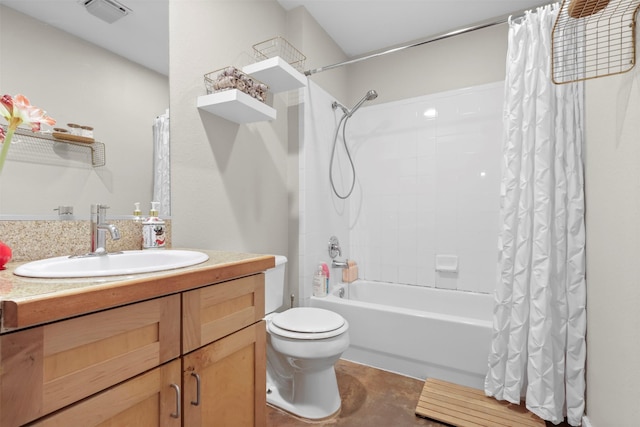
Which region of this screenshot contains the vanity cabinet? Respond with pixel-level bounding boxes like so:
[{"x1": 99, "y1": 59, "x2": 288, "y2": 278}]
[
  {"x1": 30, "y1": 359, "x2": 182, "y2": 427},
  {"x1": 0, "y1": 272, "x2": 267, "y2": 427},
  {"x1": 0, "y1": 295, "x2": 180, "y2": 427},
  {"x1": 183, "y1": 321, "x2": 266, "y2": 426},
  {"x1": 182, "y1": 274, "x2": 265, "y2": 353},
  {"x1": 182, "y1": 274, "x2": 266, "y2": 426}
]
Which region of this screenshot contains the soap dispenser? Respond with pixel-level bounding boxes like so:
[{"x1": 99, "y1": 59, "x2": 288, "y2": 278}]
[
  {"x1": 142, "y1": 201, "x2": 166, "y2": 249},
  {"x1": 133, "y1": 202, "x2": 142, "y2": 222}
]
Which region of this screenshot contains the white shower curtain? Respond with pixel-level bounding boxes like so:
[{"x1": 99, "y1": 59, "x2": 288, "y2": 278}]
[
  {"x1": 153, "y1": 110, "x2": 171, "y2": 217},
  {"x1": 484, "y1": 4, "x2": 586, "y2": 426}
]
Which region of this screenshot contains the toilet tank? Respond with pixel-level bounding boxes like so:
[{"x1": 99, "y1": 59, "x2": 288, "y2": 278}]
[{"x1": 265, "y1": 255, "x2": 287, "y2": 314}]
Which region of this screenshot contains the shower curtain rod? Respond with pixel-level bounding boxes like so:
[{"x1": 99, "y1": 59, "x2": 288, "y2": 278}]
[{"x1": 304, "y1": 8, "x2": 533, "y2": 76}]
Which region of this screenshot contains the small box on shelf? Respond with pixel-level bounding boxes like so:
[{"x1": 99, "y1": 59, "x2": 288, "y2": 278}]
[
  {"x1": 204, "y1": 66, "x2": 269, "y2": 103},
  {"x1": 252, "y1": 37, "x2": 306, "y2": 72},
  {"x1": 199, "y1": 65, "x2": 276, "y2": 124},
  {"x1": 244, "y1": 36, "x2": 308, "y2": 93}
]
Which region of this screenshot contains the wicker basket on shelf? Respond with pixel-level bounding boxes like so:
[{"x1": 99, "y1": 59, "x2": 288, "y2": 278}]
[
  {"x1": 204, "y1": 66, "x2": 269, "y2": 103},
  {"x1": 252, "y1": 37, "x2": 306, "y2": 72}
]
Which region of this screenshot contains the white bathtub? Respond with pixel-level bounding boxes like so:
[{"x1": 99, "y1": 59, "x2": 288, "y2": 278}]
[{"x1": 310, "y1": 280, "x2": 494, "y2": 389}]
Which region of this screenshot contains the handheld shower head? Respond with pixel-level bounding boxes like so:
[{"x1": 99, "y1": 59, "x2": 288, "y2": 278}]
[
  {"x1": 347, "y1": 89, "x2": 378, "y2": 117},
  {"x1": 365, "y1": 90, "x2": 378, "y2": 100}
]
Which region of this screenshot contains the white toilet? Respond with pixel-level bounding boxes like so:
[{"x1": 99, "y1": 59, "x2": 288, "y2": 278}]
[{"x1": 264, "y1": 256, "x2": 350, "y2": 420}]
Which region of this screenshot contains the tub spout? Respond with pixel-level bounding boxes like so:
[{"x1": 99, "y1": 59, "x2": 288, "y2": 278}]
[{"x1": 331, "y1": 259, "x2": 348, "y2": 268}]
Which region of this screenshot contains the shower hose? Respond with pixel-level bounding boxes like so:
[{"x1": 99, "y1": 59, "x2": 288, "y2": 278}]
[{"x1": 330, "y1": 112, "x2": 356, "y2": 199}]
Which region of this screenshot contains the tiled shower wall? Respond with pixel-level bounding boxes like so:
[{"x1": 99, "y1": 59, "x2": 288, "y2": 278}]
[
  {"x1": 300, "y1": 81, "x2": 503, "y2": 302},
  {"x1": 348, "y1": 82, "x2": 503, "y2": 293}
]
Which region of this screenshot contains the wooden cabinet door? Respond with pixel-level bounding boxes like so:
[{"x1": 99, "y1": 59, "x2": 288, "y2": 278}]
[
  {"x1": 31, "y1": 359, "x2": 182, "y2": 427},
  {"x1": 182, "y1": 321, "x2": 266, "y2": 427},
  {"x1": 182, "y1": 274, "x2": 265, "y2": 354},
  {"x1": 0, "y1": 294, "x2": 180, "y2": 427}
]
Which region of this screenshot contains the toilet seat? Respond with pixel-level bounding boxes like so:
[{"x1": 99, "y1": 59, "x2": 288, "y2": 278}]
[
  {"x1": 268, "y1": 307, "x2": 348, "y2": 340},
  {"x1": 273, "y1": 307, "x2": 345, "y2": 333}
]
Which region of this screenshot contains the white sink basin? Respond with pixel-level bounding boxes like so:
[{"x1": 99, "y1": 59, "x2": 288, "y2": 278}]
[{"x1": 14, "y1": 250, "x2": 210, "y2": 278}]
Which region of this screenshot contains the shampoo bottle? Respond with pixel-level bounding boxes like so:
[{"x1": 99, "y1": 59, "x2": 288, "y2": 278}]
[
  {"x1": 142, "y1": 201, "x2": 166, "y2": 249},
  {"x1": 312, "y1": 265, "x2": 327, "y2": 297},
  {"x1": 321, "y1": 263, "x2": 330, "y2": 294}
]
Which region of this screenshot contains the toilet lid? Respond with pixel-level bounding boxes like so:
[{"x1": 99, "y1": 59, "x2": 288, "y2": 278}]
[{"x1": 271, "y1": 307, "x2": 345, "y2": 334}]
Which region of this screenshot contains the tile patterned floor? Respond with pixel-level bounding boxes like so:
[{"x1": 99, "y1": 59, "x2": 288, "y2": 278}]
[{"x1": 266, "y1": 359, "x2": 572, "y2": 427}]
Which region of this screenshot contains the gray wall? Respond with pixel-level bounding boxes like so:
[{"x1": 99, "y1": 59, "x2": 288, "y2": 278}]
[
  {"x1": 169, "y1": 1, "x2": 347, "y2": 307},
  {"x1": 584, "y1": 70, "x2": 640, "y2": 426},
  {"x1": 346, "y1": 24, "x2": 508, "y2": 104},
  {"x1": 170, "y1": 0, "x2": 288, "y2": 253}
]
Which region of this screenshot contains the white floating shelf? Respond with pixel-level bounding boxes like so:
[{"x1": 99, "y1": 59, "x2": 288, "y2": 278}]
[
  {"x1": 243, "y1": 57, "x2": 307, "y2": 93},
  {"x1": 197, "y1": 89, "x2": 276, "y2": 123}
]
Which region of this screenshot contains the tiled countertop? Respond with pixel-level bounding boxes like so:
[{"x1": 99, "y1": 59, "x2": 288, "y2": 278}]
[{"x1": 0, "y1": 249, "x2": 274, "y2": 332}]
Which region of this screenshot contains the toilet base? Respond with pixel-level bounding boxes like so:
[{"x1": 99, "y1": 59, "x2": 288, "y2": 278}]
[
  {"x1": 267, "y1": 399, "x2": 341, "y2": 421},
  {"x1": 266, "y1": 365, "x2": 342, "y2": 420},
  {"x1": 264, "y1": 308, "x2": 349, "y2": 420}
]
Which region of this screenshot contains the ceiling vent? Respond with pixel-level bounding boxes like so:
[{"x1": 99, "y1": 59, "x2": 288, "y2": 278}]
[{"x1": 81, "y1": 0, "x2": 132, "y2": 24}]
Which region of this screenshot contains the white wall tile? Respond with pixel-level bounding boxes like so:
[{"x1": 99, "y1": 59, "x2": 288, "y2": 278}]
[
  {"x1": 301, "y1": 81, "x2": 503, "y2": 299},
  {"x1": 435, "y1": 272, "x2": 458, "y2": 290}
]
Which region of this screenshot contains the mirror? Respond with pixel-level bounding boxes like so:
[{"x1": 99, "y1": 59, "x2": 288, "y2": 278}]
[{"x1": 0, "y1": 1, "x2": 169, "y2": 219}]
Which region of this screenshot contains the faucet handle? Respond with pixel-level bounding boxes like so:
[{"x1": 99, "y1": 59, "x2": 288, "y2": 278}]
[
  {"x1": 328, "y1": 235, "x2": 342, "y2": 259},
  {"x1": 91, "y1": 203, "x2": 111, "y2": 222}
]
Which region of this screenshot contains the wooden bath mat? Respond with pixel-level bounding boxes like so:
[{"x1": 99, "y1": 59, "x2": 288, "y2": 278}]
[{"x1": 415, "y1": 378, "x2": 545, "y2": 427}]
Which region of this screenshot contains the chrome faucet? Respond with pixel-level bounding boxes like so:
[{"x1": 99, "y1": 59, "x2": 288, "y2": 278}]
[
  {"x1": 331, "y1": 259, "x2": 349, "y2": 268},
  {"x1": 90, "y1": 204, "x2": 120, "y2": 254}
]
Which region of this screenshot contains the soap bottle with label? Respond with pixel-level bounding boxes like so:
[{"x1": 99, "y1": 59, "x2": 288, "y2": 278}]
[
  {"x1": 321, "y1": 263, "x2": 330, "y2": 294},
  {"x1": 142, "y1": 201, "x2": 166, "y2": 249},
  {"x1": 312, "y1": 264, "x2": 327, "y2": 297}
]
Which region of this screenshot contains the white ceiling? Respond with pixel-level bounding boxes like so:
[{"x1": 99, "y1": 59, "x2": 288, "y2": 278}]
[
  {"x1": 0, "y1": 0, "x2": 169, "y2": 75},
  {"x1": 0, "y1": 0, "x2": 553, "y2": 76},
  {"x1": 277, "y1": 0, "x2": 553, "y2": 58}
]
